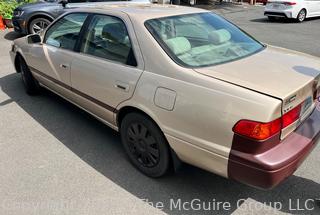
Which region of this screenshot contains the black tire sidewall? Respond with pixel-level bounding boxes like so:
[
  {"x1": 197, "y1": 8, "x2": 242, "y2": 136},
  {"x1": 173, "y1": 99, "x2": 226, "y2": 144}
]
[
  {"x1": 19, "y1": 57, "x2": 39, "y2": 95},
  {"x1": 120, "y1": 113, "x2": 171, "y2": 177},
  {"x1": 268, "y1": 16, "x2": 276, "y2": 21},
  {"x1": 172, "y1": 0, "x2": 180, "y2": 5}
]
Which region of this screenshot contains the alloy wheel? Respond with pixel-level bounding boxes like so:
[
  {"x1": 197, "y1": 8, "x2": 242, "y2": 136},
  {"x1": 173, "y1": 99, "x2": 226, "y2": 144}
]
[
  {"x1": 31, "y1": 19, "x2": 50, "y2": 34},
  {"x1": 298, "y1": 10, "x2": 306, "y2": 22}
]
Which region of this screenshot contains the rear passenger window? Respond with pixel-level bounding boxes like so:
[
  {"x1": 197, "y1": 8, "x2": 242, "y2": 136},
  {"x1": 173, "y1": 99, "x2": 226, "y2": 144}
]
[
  {"x1": 80, "y1": 15, "x2": 137, "y2": 66},
  {"x1": 45, "y1": 13, "x2": 88, "y2": 51}
]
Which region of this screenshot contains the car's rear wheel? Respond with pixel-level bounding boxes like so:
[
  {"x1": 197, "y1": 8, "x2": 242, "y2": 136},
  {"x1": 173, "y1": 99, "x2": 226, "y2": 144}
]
[
  {"x1": 18, "y1": 56, "x2": 40, "y2": 95},
  {"x1": 29, "y1": 17, "x2": 51, "y2": 34},
  {"x1": 296, "y1": 9, "x2": 306, "y2": 22},
  {"x1": 172, "y1": 0, "x2": 180, "y2": 5},
  {"x1": 120, "y1": 112, "x2": 171, "y2": 177},
  {"x1": 267, "y1": 16, "x2": 276, "y2": 21}
]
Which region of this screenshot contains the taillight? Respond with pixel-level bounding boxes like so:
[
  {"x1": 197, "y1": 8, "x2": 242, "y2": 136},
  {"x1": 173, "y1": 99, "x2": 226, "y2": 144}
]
[
  {"x1": 282, "y1": 104, "x2": 301, "y2": 128},
  {"x1": 233, "y1": 103, "x2": 302, "y2": 140},
  {"x1": 283, "y1": 2, "x2": 296, "y2": 5},
  {"x1": 233, "y1": 118, "x2": 281, "y2": 141}
]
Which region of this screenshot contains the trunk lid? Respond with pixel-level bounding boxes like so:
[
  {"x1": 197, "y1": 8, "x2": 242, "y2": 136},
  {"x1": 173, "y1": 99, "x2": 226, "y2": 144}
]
[{"x1": 195, "y1": 46, "x2": 320, "y2": 138}]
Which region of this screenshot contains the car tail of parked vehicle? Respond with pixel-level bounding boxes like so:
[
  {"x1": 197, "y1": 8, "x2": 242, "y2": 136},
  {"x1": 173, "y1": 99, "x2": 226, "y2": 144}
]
[
  {"x1": 265, "y1": 0, "x2": 320, "y2": 22},
  {"x1": 12, "y1": 0, "x2": 152, "y2": 35}
]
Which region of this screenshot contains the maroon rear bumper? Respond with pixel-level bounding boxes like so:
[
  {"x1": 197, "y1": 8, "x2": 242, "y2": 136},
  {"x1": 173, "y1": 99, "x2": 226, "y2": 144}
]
[{"x1": 228, "y1": 105, "x2": 320, "y2": 189}]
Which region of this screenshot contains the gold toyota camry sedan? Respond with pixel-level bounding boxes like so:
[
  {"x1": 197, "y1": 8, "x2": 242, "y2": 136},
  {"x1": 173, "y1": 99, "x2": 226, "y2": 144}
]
[{"x1": 10, "y1": 4, "x2": 320, "y2": 189}]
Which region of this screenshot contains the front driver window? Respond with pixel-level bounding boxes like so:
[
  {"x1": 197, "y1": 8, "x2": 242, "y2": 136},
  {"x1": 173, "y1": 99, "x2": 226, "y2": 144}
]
[
  {"x1": 80, "y1": 15, "x2": 137, "y2": 66},
  {"x1": 44, "y1": 13, "x2": 88, "y2": 51}
]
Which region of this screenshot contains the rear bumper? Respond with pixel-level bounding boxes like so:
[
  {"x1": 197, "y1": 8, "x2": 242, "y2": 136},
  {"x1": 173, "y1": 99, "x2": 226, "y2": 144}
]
[
  {"x1": 264, "y1": 11, "x2": 292, "y2": 19},
  {"x1": 12, "y1": 17, "x2": 28, "y2": 35},
  {"x1": 228, "y1": 105, "x2": 320, "y2": 189}
]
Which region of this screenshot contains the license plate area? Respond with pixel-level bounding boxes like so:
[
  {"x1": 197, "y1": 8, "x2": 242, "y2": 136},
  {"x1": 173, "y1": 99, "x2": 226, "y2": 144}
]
[{"x1": 271, "y1": 3, "x2": 283, "y2": 9}]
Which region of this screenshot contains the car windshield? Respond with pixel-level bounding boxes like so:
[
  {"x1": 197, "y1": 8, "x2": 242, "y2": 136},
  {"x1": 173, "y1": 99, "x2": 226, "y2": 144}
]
[{"x1": 145, "y1": 12, "x2": 264, "y2": 68}]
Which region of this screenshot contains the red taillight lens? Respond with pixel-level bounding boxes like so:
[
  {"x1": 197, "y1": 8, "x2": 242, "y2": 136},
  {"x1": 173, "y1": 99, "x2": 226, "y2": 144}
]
[
  {"x1": 283, "y1": 2, "x2": 296, "y2": 5},
  {"x1": 282, "y1": 104, "x2": 301, "y2": 128},
  {"x1": 233, "y1": 118, "x2": 282, "y2": 141},
  {"x1": 234, "y1": 104, "x2": 302, "y2": 140}
]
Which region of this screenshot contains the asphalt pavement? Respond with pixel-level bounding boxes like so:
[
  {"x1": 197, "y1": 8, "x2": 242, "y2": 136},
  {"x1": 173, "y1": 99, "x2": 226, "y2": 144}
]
[
  {"x1": 210, "y1": 3, "x2": 320, "y2": 57},
  {"x1": 0, "y1": 4, "x2": 320, "y2": 215}
]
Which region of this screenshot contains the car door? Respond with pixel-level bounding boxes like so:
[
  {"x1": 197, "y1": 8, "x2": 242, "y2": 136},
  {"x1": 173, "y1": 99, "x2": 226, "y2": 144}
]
[
  {"x1": 70, "y1": 12, "x2": 144, "y2": 124},
  {"x1": 27, "y1": 13, "x2": 88, "y2": 92},
  {"x1": 315, "y1": 0, "x2": 320, "y2": 15}
]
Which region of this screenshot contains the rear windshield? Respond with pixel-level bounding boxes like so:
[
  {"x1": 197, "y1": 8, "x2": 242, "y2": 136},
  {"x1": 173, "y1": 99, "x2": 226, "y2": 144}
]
[{"x1": 145, "y1": 12, "x2": 264, "y2": 68}]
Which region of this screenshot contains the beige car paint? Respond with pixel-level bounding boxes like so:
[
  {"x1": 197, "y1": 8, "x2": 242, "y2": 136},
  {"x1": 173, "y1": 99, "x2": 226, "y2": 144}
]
[
  {"x1": 10, "y1": 4, "x2": 320, "y2": 178},
  {"x1": 28, "y1": 45, "x2": 74, "y2": 86},
  {"x1": 70, "y1": 9, "x2": 145, "y2": 112}
]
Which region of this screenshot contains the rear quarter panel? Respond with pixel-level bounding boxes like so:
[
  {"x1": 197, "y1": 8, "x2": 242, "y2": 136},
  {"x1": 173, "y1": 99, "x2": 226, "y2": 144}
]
[
  {"x1": 117, "y1": 16, "x2": 283, "y2": 177},
  {"x1": 118, "y1": 69, "x2": 282, "y2": 177}
]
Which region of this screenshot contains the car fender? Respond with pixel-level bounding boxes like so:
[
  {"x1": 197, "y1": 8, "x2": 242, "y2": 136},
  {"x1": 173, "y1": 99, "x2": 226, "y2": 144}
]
[
  {"x1": 26, "y1": 12, "x2": 55, "y2": 25},
  {"x1": 293, "y1": 5, "x2": 306, "y2": 18},
  {"x1": 115, "y1": 101, "x2": 164, "y2": 133},
  {"x1": 12, "y1": 38, "x2": 29, "y2": 64}
]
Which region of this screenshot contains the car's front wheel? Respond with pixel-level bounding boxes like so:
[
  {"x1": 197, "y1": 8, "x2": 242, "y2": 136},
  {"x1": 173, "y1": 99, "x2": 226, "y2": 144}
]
[
  {"x1": 18, "y1": 56, "x2": 40, "y2": 95},
  {"x1": 296, "y1": 9, "x2": 306, "y2": 22},
  {"x1": 120, "y1": 112, "x2": 171, "y2": 177},
  {"x1": 29, "y1": 17, "x2": 51, "y2": 34}
]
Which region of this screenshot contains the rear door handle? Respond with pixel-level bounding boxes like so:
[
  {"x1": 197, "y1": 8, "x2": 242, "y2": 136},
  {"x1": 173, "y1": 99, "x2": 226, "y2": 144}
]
[{"x1": 115, "y1": 81, "x2": 129, "y2": 92}]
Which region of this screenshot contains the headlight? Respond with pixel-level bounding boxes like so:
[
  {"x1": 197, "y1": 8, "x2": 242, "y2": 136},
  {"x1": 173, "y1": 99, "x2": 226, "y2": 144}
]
[{"x1": 13, "y1": 10, "x2": 24, "y2": 17}]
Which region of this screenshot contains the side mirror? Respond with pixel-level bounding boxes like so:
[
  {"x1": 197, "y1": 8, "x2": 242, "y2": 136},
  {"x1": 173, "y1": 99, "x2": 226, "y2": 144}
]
[
  {"x1": 58, "y1": 0, "x2": 68, "y2": 8},
  {"x1": 27, "y1": 34, "x2": 42, "y2": 44}
]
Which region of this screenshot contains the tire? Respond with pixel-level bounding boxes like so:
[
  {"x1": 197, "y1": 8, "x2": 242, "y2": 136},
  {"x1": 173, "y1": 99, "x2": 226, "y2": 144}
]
[
  {"x1": 120, "y1": 112, "x2": 171, "y2": 177},
  {"x1": 28, "y1": 17, "x2": 51, "y2": 34},
  {"x1": 18, "y1": 56, "x2": 40, "y2": 95},
  {"x1": 268, "y1": 16, "x2": 276, "y2": 21},
  {"x1": 172, "y1": 0, "x2": 180, "y2": 5},
  {"x1": 296, "y1": 9, "x2": 306, "y2": 23}
]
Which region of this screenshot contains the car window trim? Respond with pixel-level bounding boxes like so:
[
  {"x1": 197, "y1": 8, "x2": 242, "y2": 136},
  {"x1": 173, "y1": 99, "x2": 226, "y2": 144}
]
[
  {"x1": 77, "y1": 13, "x2": 138, "y2": 67},
  {"x1": 74, "y1": 14, "x2": 94, "y2": 52},
  {"x1": 76, "y1": 51, "x2": 139, "y2": 69},
  {"x1": 43, "y1": 12, "x2": 90, "y2": 52}
]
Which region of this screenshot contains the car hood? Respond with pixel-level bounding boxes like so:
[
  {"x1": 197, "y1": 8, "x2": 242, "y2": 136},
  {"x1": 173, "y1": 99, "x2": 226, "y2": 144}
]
[
  {"x1": 16, "y1": 2, "x2": 58, "y2": 10},
  {"x1": 195, "y1": 46, "x2": 320, "y2": 100}
]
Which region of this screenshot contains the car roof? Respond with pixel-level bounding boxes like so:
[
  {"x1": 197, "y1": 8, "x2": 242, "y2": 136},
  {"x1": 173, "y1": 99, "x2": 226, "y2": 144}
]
[{"x1": 73, "y1": 3, "x2": 208, "y2": 21}]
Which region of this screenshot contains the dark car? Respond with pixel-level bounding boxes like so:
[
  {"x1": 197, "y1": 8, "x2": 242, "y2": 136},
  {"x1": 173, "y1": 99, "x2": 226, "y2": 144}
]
[{"x1": 13, "y1": 0, "x2": 151, "y2": 35}]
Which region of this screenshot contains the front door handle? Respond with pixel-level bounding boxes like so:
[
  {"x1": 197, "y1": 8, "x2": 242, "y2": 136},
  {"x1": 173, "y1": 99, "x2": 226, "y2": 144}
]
[{"x1": 115, "y1": 81, "x2": 129, "y2": 92}]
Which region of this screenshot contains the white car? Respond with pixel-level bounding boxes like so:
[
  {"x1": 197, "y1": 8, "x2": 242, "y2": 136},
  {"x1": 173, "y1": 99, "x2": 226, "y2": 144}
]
[{"x1": 264, "y1": 0, "x2": 320, "y2": 22}]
